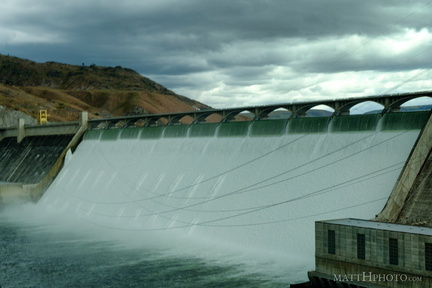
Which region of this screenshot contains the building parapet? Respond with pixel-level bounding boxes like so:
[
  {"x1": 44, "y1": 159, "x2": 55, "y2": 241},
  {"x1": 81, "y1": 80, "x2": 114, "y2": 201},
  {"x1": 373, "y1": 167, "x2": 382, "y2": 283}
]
[{"x1": 310, "y1": 218, "x2": 432, "y2": 287}]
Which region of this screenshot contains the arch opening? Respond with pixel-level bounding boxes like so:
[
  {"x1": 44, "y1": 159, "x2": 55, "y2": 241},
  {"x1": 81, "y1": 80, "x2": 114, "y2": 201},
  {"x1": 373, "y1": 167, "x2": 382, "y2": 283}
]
[
  {"x1": 235, "y1": 110, "x2": 255, "y2": 121},
  {"x1": 169, "y1": 115, "x2": 194, "y2": 125},
  {"x1": 350, "y1": 101, "x2": 384, "y2": 115},
  {"x1": 304, "y1": 105, "x2": 334, "y2": 117},
  {"x1": 133, "y1": 119, "x2": 147, "y2": 127},
  {"x1": 201, "y1": 112, "x2": 223, "y2": 123},
  {"x1": 266, "y1": 108, "x2": 291, "y2": 119},
  {"x1": 400, "y1": 96, "x2": 432, "y2": 111},
  {"x1": 222, "y1": 110, "x2": 255, "y2": 122},
  {"x1": 150, "y1": 117, "x2": 168, "y2": 126}
]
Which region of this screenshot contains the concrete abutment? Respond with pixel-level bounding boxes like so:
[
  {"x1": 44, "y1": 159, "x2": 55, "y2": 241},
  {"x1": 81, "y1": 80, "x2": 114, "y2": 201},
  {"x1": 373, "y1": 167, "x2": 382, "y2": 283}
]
[{"x1": 0, "y1": 112, "x2": 88, "y2": 205}]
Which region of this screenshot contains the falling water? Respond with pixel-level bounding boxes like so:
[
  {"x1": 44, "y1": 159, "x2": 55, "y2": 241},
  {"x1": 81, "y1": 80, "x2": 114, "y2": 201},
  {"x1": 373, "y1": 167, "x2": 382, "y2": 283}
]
[{"x1": 0, "y1": 112, "x2": 428, "y2": 286}]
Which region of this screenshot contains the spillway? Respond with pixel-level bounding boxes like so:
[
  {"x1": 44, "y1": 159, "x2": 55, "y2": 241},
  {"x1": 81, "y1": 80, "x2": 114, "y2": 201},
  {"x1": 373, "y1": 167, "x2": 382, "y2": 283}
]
[{"x1": 37, "y1": 112, "x2": 429, "y2": 282}]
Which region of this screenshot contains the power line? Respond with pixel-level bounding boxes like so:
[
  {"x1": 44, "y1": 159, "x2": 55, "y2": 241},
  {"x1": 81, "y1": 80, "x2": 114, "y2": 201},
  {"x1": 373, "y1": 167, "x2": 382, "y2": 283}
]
[
  {"x1": 46, "y1": 130, "x2": 413, "y2": 230},
  {"x1": 381, "y1": 68, "x2": 432, "y2": 95},
  {"x1": 288, "y1": 0, "x2": 432, "y2": 97},
  {"x1": 71, "y1": 160, "x2": 404, "y2": 222},
  {"x1": 57, "y1": 132, "x2": 373, "y2": 211},
  {"x1": 57, "y1": 134, "x2": 308, "y2": 204},
  {"x1": 121, "y1": 131, "x2": 407, "y2": 217}
]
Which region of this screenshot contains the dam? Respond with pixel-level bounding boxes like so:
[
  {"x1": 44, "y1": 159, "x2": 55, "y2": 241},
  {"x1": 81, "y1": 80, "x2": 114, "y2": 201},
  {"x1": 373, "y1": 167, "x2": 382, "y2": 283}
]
[{"x1": 1, "y1": 92, "x2": 432, "y2": 287}]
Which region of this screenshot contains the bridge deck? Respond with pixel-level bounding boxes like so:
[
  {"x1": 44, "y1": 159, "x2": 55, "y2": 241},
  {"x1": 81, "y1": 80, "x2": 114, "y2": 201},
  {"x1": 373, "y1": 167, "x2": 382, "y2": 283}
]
[{"x1": 86, "y1": 90, "x2": 432, "y2": 129}]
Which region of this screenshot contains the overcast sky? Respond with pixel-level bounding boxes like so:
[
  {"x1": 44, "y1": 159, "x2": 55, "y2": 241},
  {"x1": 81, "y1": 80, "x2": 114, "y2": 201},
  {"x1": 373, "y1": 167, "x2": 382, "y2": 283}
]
[{"x1": 1, "y1": 0, "x2": 432, "y2": 109}]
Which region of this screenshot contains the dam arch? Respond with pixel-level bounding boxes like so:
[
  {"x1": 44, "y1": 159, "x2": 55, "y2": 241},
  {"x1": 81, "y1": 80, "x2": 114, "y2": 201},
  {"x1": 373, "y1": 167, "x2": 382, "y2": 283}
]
[
  {"x1": 85, "y1": 91, "x2": 432, "y2": 129},
  {"x1": 388, "y1": 95, "x2": 432, "y2": 112},
  {"x1": 193, "y1": 111, "x2": 222, "y2": 123},
  {"x1": 349, "y1": 101, "x2": 384, "y2": 115},
  {"x1": 221, "y1": 109, "x2": 256, "y2": 122},
  {"x1": 338, "y1": 100, "x2": 383, "y2": 115},
  {"x1": 258, "y1": 107, "x2": 292, "y2": 119},
  {"x1": 399, "y1": 96, "x2": 432, "y2": 110}
]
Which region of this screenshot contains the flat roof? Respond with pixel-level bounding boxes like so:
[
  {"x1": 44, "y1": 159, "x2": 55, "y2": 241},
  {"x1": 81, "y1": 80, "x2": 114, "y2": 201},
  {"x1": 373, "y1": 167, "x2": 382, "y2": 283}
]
[{"x1": 319, "y1": 218, "x2": 432, "y2": 236}]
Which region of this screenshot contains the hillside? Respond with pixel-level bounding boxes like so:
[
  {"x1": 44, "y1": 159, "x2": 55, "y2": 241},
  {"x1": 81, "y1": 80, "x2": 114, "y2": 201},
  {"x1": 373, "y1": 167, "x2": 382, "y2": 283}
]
[{"x1": 0, "y1": 55, "x2": 210, "y2": 123}]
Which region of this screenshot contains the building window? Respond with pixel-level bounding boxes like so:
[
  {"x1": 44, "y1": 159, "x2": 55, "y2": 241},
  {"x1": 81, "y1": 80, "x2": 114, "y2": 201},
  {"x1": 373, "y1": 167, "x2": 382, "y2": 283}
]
[
  {"x1": 389, "y1": 238, "x2": 398, "y2": 265},
  {"x1": 328, "y1": 229, "x2": 335, "y2": 254},
  {"x1": 425, "y1": 243, "x2": 432, "y2": 271},
  {"x1": 357, "y1": 233, "x2": 365, "y2": 260}
]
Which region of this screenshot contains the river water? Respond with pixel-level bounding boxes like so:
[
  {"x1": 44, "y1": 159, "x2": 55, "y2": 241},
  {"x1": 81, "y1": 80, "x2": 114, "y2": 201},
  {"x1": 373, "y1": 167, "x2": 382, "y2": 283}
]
[{"x1": 0, "y1": 204, "x2": 299, "y2": 287}]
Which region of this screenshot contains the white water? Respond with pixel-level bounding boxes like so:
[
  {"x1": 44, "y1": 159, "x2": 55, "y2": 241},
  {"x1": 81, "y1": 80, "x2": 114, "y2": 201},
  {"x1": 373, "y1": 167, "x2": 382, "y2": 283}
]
[{"x1": 37, "y1": 126, "x2": 420, "y2": 282}]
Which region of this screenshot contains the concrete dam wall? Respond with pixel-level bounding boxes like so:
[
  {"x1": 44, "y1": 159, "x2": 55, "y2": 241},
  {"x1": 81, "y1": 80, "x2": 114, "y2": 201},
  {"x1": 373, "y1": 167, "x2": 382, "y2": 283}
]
[
  {"x1": 36, "y1": 111, "x2": 429, "y2": 279},
  {"x1": 0, "y1": 112, "x2": 88, "y2": 204},
  {"x1": 0, "y1": 135, "x2": 74, "y2": 204},
  {"x1": 0, "y1": 135, "x2": 73, "y2": 184}
]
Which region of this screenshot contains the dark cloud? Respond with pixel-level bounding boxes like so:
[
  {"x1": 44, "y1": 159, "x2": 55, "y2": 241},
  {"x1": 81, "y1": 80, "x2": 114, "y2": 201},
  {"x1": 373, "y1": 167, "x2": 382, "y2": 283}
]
[{"x1": 1, "y1": 0, "x2": 432, "y2": 107}]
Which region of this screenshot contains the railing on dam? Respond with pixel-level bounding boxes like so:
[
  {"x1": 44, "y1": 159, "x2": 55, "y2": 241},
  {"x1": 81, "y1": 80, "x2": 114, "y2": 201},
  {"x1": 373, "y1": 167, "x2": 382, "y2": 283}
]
[
  {"x1": 87, "y1": 90, "x2": 432, "y2": 129},
  {"x1": 2, "y1": 90, "x2": 432, "y2": 135},
  {"x1": 0, "y1": 120, "x2": 81, "y2": 143}
]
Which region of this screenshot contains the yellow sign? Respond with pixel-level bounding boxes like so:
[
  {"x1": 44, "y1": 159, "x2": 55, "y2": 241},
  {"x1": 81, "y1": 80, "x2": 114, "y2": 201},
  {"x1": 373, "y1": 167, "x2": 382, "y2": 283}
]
[{"x1": 39, "y1": 110, "x2": 48, "y2": 124}]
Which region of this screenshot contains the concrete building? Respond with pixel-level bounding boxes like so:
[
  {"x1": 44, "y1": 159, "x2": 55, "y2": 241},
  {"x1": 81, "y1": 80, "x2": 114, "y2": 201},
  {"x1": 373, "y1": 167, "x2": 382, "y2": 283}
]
[{"x1": 308, "y1": 218, "x2": 432, "y2": 288}]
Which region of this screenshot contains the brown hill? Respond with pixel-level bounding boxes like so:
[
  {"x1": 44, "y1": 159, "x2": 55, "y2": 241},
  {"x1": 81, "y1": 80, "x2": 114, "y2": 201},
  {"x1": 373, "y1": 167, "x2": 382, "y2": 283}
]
[{"x1": 0, "y1": 55, "x2": 210, "y2": 122}]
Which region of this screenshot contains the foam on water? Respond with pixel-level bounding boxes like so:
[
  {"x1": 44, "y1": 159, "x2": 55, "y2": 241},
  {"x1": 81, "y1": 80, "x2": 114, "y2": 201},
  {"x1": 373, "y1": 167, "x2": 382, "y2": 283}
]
[{"x1": 32, "y1": 114, "x2": 426, "y2": 283}]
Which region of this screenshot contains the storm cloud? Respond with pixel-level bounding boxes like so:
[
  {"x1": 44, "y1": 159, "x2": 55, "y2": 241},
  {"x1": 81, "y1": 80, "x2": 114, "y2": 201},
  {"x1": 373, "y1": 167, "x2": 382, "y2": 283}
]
[{"x1": 1, "y1": 0, "x2": 432, "y2": 107}]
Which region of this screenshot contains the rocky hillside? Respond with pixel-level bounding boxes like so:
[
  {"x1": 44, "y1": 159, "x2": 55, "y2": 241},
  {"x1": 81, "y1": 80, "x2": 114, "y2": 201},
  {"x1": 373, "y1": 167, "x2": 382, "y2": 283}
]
[
  {"x1": 0, "y1": 55, "x2": 210, "y2": 123},
  {"x1": 0, "y1": 105, "x2": 37, "y2": 127}
]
